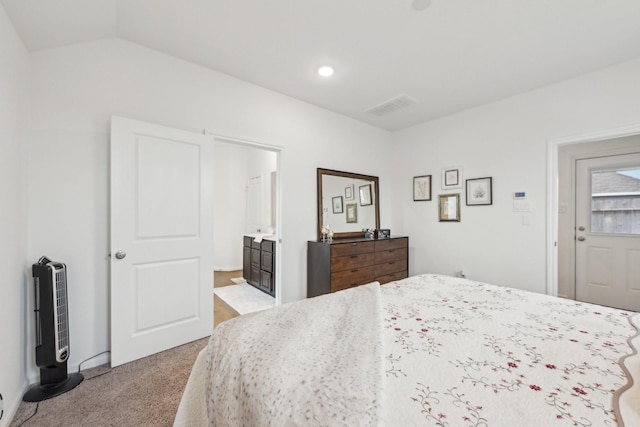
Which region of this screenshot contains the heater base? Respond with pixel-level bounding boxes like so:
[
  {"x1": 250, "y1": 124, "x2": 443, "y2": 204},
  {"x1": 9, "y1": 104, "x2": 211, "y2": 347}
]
[{"x1": 22, "y1": 373, "x2": 84, "y2": 402}]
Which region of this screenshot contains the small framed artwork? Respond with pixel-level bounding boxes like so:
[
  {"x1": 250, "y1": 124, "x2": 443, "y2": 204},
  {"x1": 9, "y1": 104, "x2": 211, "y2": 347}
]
[
  {"x1": 346, "y1": 203, "x2": 358, "y2": 223},
  {"x1": 332, "y1": 196, "x2": 343, "y2": 213},
  {"x1": 345, "y1": 185, "x2": 354, "y2": 200},
  {"x1": 359, "y1": 184, "x2": 372, "y2": 206},
  {"x1": 439, "y1": 193, "x2": 461, "y2": 222},
  {"x1": 442, "y1": 166, "x2": 463, "y2": 190},
  {"x1": 413, "y1": 175, "x2": 432, "y2": 201},
  {"x1": 466, "y1": 177, "x2": 493, "y2": 206}
]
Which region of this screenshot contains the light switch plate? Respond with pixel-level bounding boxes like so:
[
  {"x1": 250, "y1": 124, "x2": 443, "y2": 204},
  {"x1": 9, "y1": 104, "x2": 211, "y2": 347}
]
[{"x1": 513, "y1": 201, "x2": 531, "y2": 212}]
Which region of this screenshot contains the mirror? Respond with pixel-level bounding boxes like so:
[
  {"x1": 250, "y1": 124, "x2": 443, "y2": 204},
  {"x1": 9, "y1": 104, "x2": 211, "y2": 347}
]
[{"x1": 317, "y1": 168, "x2": 380, "y2": 240}]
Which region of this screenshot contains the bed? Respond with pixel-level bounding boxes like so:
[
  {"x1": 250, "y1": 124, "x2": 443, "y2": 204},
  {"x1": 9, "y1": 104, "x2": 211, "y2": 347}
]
[{"x1": 174, "y1": 274, "x2": 640, "y2": 426}]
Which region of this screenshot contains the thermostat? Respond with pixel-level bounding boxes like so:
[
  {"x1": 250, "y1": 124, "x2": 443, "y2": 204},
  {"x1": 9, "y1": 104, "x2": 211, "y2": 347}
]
[{"x1": 514, "y1": 192, "x2": 526, "y2": 199}]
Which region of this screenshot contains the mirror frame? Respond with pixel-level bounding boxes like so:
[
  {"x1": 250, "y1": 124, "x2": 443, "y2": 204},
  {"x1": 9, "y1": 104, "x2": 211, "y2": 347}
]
[{"x1": 317, "y1": 168, "x2": 380, "y2": 240}]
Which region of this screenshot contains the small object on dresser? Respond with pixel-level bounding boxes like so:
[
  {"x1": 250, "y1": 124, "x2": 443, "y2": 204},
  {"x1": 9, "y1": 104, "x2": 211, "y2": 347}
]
[
  {"x1": 377, "y1": 229, "x2": 391, "y2": 239},
  {"x1": 321, "y1": 225, "x2": 330, "y2": 242}
]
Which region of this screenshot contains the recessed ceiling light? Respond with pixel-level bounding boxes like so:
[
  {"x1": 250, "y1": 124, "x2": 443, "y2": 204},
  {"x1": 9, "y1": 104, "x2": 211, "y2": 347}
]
[
  {"x1": 317, "y1": 66, "x2": 334, "y2": 77},
  {"x1": 412, "y1": 0, "x2": 431, "y2": 11}
]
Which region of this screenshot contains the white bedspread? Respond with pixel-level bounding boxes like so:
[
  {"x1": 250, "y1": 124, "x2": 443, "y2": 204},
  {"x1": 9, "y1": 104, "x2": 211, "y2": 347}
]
[
  {"x1": 383, "y1": 275, "x2": 639, "y2": 426},
  {"x1": 174, "y1": 274, "x2": 640, "y2": 426},
  {"x1": 205, "y1": 281, "x2": 384, "y2": 426}
]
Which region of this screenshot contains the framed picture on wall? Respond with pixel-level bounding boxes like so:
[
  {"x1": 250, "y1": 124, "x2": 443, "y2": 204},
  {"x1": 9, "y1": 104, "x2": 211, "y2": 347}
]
[
  {"x1": 345, "y1": 185, "x2": 354, "y2": 200},
  {"x1": 413, "y1": 175, "x2": 432, "y2": 201},
  {"x1": 346, "y1": 203, "x2": 358, "y2": 223},
  {"x1": 359, "y1": 184, "x2": 372, "y2": 206},
  {"x1": 439, "y1": 193, "x2": 461, "y2": 222},
  {"x1": 442, "y1": 166, "x2": 463, "y2": 190},
  {"x1": 466, "y1": 177, "x2": 493, "y2": 205},
  {"x1": 332, "y1": 196, "x2": 343, "y2": 213}
]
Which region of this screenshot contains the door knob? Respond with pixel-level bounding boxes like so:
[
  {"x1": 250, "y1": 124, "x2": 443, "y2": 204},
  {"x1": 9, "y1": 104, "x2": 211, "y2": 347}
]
[
  {"x1": 578, "y1": 226, "x2": 586, "y2": 231},
  {"x1": 577, "y1": 236, "x2": 585, "y2": 241},
  {"x1": 115, "y1": 250, "x2": 127, "y2": 259}
]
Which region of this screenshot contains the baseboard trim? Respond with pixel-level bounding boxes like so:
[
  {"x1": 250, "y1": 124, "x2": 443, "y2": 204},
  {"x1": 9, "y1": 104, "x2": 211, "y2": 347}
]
[
  {"x1": 214, "y1": 267, "x2": 242, "y2": 272},
  {"x1": 4, "y1": 384, "x2": 26, "y2": 427}
]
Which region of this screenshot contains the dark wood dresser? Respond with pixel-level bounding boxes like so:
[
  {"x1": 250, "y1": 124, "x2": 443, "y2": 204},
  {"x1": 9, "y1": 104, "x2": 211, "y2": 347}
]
[
  {"x1": 243, "y1": 236, "x2": 275, "y2": 297},
  {"x1": 307, "y1": 236, "x2": 408, "y2": 297}
]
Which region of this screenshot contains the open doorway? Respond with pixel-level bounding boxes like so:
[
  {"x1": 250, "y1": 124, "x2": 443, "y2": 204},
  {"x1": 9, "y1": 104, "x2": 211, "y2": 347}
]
[{"x1": 211, "y1": 137, "x2": 280, "y2": 326}]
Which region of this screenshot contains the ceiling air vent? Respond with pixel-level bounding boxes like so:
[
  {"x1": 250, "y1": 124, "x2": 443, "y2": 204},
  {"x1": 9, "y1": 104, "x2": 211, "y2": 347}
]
[{"x1": 366, "y1": 94, "x2": 418, "y2": 116}]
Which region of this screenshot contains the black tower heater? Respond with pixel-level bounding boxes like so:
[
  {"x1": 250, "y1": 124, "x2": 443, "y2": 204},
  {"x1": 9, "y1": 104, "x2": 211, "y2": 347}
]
[{"x1": 23, "y1": 256, "x2": 83, "y2": 402}]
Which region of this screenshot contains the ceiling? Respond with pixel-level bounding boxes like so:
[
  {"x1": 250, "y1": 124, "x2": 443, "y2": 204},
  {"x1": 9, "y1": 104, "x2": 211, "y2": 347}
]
[{"x1": 3, "y1": 0, "x2": 640, "y2": 131}]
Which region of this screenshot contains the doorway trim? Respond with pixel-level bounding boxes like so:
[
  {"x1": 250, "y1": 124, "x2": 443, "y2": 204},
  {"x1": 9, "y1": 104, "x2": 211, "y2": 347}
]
[
  {"x1": 546, "y1": 123, "x2": 640, "y2": 298},
  {"x1": 207, "y1": 131, "x2": 284, "y2": 307}
]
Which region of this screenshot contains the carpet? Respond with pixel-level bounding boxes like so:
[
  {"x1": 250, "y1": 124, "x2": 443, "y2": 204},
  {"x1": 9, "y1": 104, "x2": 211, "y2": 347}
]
[
  {"x1": 214, "y1": 282, "x2": 275, "y2": 315},
  {"x1": 9, "y1": 337, "x2": 208, "y2": 427}
]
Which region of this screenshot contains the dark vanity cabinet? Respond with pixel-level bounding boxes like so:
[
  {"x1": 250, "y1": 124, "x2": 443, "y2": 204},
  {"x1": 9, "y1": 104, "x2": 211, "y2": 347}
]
[
  {"x1": 243, "y1": 236, "x2": 275, "y2": 297},
  {"x1": 307, "y1": 236, "x2": 408, "y2": 297}
]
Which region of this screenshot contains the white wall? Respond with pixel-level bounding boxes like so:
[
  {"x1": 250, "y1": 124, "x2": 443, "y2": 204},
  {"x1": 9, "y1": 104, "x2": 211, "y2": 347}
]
[
  {"x1": 246, "y1": 146, "x2": 277, "y2": 234},
  {"x1": 213, "y1": 141, "x2": 249, "y2": 271},
  {"x1": 0, "y1": 5, "x2": 30, "y2": 426},
  {"x1": 26, "y1": 38, "x2": 394, "y2": 379},
  {"x1": 392, "y1": 58, "x2": 640, "y2": 294},
  {"x1": 212, "y1": 141, "x2": 277, "y2": 271}
]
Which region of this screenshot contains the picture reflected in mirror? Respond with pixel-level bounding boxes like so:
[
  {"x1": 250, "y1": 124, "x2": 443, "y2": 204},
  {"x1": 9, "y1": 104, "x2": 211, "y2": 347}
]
[{"x1": 317, "y1": 168, "x2": 380, "y2": 240}]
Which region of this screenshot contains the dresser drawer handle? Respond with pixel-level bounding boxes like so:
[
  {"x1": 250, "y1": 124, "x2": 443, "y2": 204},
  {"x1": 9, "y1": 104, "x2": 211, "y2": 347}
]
[
  {"x1": 388, "y1": 249, "x2": 395, "y2": 253},
  {"x1": 350, "y1": 255, "x2": 358, "y2": 259},
  {"x1": 351, "y1": 269, "x2": 359, "y2": 273},
  {"x1": 388, "y1": 261, "x2": 395, "y2": 265},
  {"x1": 350, "y1": 283, "x2": 359, "y2": 287},
  {"x1": 351, "y1": 243, "x2": 358, "y2": 246}
]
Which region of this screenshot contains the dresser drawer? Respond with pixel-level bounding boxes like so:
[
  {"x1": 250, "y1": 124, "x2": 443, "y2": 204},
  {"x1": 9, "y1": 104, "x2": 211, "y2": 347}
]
[
  {"x1": 331, "y1": 241, "x2": 375, "y2": 257},
  {"x1": 374, "y1": 259, "x2": 406, "y2": 277},
  {"x1": 377, "y1": 270, "x2": 408, "y2": 284},
  {"x1": 243, "y1": 236, "x2": 253, "y2": 247},
  {"x1": 374, "y1": 237, "x2": 407, "y2": 251},
  {"x1": 375, "y1": 247, "x2": 408, "y2": 264},
  {"x1": 331, "y1": 269, "x2": 375, "y2": 292},
  {"x1": 331, "y1": 253, "x2": 375, "y2": 273}
]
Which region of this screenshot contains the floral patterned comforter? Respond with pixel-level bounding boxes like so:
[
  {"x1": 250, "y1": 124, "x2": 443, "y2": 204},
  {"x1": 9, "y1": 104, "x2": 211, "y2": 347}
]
[{"x1": 383, "y1": 274, "x2": 639, "y2": 426}]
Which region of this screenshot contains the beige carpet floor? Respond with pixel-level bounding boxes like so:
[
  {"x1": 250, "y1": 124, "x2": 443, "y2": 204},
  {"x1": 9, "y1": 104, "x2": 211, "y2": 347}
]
[
  {"x1": 10, "y1": 337, "x2": 208, "y2": 427},
  {"x1": 10, "y1": 271, "x2": 242, "y2": 427}
]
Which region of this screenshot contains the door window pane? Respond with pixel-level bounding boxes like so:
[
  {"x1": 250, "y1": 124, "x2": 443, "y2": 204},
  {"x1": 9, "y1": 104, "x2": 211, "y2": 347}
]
[{"x1": 591, "y1": 168, "x2": 640, "y2": 234}]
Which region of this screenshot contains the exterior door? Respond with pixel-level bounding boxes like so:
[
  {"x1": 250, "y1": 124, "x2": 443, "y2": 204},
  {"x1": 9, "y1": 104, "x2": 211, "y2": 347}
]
[
  {"x1": 575, "y1": 152, "x2": 640, "y2": 311},
  {"x1": 110, "y1": 116, "x2": 214, "y2": 367}
]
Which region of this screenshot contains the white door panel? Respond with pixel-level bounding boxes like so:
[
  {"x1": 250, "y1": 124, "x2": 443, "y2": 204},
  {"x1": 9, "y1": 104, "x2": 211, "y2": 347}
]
[
  {"x1": 575, "y1": 153, "x2": 640, "y2": 311},
  {"x1": 111, "y1": 116, "x2": 214, "y2": 367}
]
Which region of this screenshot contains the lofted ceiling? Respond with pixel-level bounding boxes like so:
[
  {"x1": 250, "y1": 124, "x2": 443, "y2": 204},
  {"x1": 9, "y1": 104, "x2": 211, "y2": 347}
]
[{"x1": 3, "y1": 0, "x2": 640, "y2": 131}]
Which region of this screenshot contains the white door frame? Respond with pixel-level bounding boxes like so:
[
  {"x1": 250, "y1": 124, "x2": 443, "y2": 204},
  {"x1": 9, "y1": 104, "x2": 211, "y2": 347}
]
[
  {"x1": 208, "y1": 132, "x2": 284, "y2": 307},
  {"x1": 546, "y1": 123, "x2": 640, "y2": 297}
]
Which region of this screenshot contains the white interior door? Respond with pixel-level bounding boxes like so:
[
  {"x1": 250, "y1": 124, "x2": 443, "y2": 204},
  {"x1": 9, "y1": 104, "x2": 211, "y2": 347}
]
[
  {"x1": 110, "y1": 116, "x2": 214, "y2": 367},
  {"x1": 575, "y1": 152, "x2": 640, "y2": 311}
]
